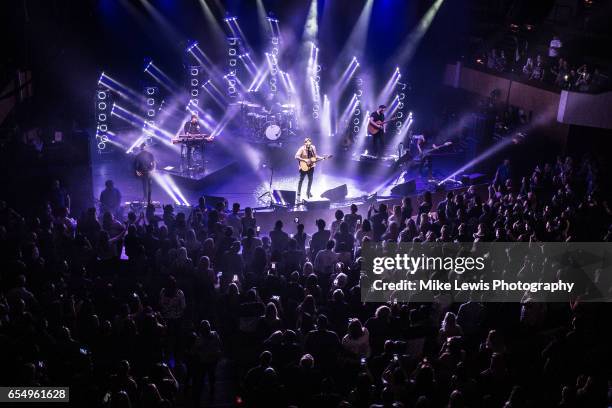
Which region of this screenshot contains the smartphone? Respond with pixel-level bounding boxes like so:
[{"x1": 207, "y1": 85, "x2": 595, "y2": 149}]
[
  {"x1": 271, "y1": 262, "x2": 277, "y2": 270},
  {"x1": 360, "y1": 357, "x2": 367, "y2": 366},
  {"x1": 256, "y1": 225, "x2": 261, "y2": 233},
  {"x1": 294, "y1": 217, "x2": 299, "y2": 223}
]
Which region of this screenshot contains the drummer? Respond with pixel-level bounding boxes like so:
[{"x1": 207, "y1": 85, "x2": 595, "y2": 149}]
[{"x1": 262, "y1": 93, "x2": 282, "y2": 115}]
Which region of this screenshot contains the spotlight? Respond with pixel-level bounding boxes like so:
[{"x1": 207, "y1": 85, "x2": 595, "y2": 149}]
[
  {"x1": 98, "y1": 102, "x2": 106, "y2": 110},
  {"x1": 98, "y1": 113, "x2": 107, "y2": 121},
  {"x1": 97, "y1": 91, "x2": 107, "y2": 100}
]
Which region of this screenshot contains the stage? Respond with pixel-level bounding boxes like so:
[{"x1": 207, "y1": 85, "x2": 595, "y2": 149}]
[{"x1": 91, "y1": 129, "x2": 479, "y2": 234}]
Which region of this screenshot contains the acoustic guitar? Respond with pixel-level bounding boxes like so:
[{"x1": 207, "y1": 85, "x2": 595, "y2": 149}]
[
  {"x1": 298, "y1": 154, "x2": 332, "y2": 172},
  {"x1": 367, "y1": 115, "x2": 399, "y2": 135}
]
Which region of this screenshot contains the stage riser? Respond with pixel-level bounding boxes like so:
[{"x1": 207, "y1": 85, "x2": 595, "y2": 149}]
[{"x1": 163, "y1": 162, "x2": 239, "y2": 190}]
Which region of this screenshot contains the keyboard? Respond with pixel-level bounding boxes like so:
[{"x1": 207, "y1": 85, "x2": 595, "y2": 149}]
[{"x1": 172, "y1": 134, "x2": 214, "y2": 144}]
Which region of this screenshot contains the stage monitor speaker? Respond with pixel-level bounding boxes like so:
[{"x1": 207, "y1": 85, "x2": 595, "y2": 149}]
[
  {"x1": 305, "y1": 200, "x2": 331, "y2": 210},
  {"x1": 390, "y1": 179, "x2": 416, "y2": 196},
  {"x1": 204, "y1": 195, "x2": 227, "y2": 210},
  {"x1": 272, "y1": 189, "x2": 296, "y2": 206},
  {"x1": 460, "y1": 173, "x2": 487, "y2": 185},
  {"x1": 320, "y1": 184, "x2": 348, "y2": 202}
]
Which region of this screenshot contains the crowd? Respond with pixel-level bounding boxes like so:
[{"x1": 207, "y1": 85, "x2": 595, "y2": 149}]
[
  {"x1": 0, "y1": 153, "x2": 611, "y2": 407},
  {"x1": 482, "y1": 34, "x2": 609, "y2": 93}
]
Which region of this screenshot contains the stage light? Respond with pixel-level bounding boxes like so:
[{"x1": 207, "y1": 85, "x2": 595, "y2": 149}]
[
  {"x1": 187, "y1": 66, "x2": 203, "y2": 107},
  {"x1": 224, "y1": 16, "x2": 254, "y2": 56},
  {"x1": 321, "y1": 94, "x2": 332, "y2": 143},
  {"x1": 186, "y1": 41, "x2": 198, "y2": 53},
  {"x1": 163, "y1": 174, "x2": 190, "y2": 206},
  {"x1": 202, "y1": 80, "x2": 227, "y2": 109},
  {"x1": 394, "y1": 0, "x2": 445, "y2": 66},
  {"x1": 112, "y1": 103, "x2": 177, "y2": 149},
  {"x1": 334, "y1": 0, "x2": 374, "y2": 69},
  {"x1": 334, "y1": 57, "x2": 360, "y2": 99},
  {"x1": 186, "y1": 44, "x2": 219, "y2": 79},
  {"x1": 99, "y1": 73, "x2": 145, "y2": 104},
  {"x1": 151, "y1": 173, "x2": 181, "y2": 205},
  {"x1": 95, "y1": 85, "x2": 113, "y2": 153},
  {"x1": 302, "y1": 0, "x2": 318, "y2": 45},
  {"x1": 376, "y1": 68, "x2": 402, "y2": 105},
  {"x1": 141, "y1": 86, "x2": 159, "y2": 145},
  {"x1": 439, "y1": 137, "x2": 514, "y2": 185},
  {"x1": 227, "y1": 37, "x2": 243, "y2": 100},
  {"x1": 196, "y1": 0, "x2": 226, "y2": 45},
  {"x1": 137, "y1": 0, "x2": 184, "y2": 46}
]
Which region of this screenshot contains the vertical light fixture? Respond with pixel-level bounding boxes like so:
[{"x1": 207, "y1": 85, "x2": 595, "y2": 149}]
[{"x1": 95, "y1": 83, "x2": 112, "y2": 154}]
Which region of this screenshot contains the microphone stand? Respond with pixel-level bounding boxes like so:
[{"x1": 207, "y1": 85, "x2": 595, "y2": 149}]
[{"x1": 257, "y1": 164, "x2": 275, "y2": 207}]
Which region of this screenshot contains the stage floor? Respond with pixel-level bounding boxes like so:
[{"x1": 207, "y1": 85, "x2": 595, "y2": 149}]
[{"x1": 91, "y1": 137, "x2": 463, "y2": 209}]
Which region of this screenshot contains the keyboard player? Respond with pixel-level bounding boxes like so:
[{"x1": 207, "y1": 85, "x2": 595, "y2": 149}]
[
  {"x1": 184, "y1": 114, "x2": 201, "y2": 135},
  {"x1": 179, "y1": 114, "x2": 211, "y2": 174}
]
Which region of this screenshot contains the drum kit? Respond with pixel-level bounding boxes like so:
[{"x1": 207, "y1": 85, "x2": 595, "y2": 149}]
[{"x1": 240, "y1": 101, "x2": 298, "y2": 143}]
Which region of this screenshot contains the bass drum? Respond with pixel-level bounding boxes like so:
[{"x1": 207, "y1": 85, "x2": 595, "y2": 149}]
[{"x1": 264, "y1": 123, "x2": 282, "y2": 141}]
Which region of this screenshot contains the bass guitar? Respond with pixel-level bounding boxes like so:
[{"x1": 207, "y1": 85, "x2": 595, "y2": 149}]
[
  {"x1": 298, "y1": 154, "x2": 332, "y2": 172},
  {"x1": 419, "y1": 141, "x2": 453, "y2": 158}
]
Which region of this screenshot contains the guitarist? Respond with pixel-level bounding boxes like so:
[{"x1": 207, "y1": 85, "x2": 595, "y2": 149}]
[
  {"x1": 413, "y1": 134, "x2": 453, "y2": 178},
  {"x1": 294, "y1": 137, "x2": 322, "y2": 200},
  {"x1": 134, "y1": 143, "x2": 156, "y2": 204},
  {"x1": 368, "y1": 104, "x2": 387, "y2": 157}
]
